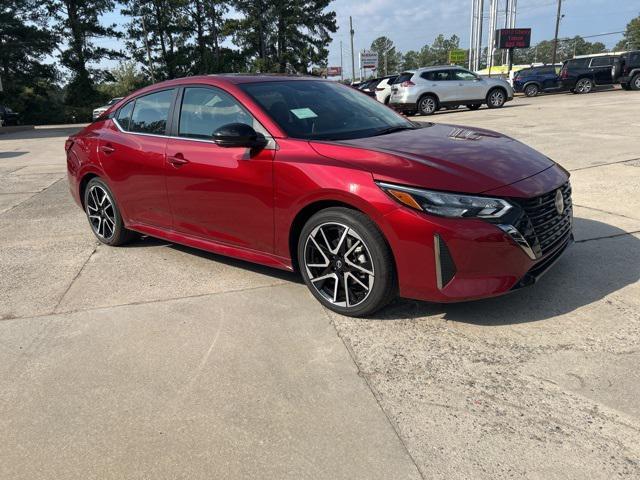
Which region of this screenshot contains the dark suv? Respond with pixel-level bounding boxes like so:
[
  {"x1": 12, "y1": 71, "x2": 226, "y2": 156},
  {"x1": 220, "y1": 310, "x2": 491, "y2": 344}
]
[
  {"x1": 559, "y1": 55, "x2": 618, "y2": 94},
  {"x1": 512, "y1": 65, "x2": 562, "y2": 96},
  {"x1": 613, "y1": 50, "x2": 640, "y2": 90},
  {"x1": 0, "y1": 105, "x2": 20, "y2": 126}
]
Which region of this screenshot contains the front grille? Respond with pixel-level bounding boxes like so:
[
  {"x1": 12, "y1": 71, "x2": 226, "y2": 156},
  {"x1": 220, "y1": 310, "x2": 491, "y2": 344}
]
[{"x1": 513, "y1": 182, "x2": 573, "y2": 257}]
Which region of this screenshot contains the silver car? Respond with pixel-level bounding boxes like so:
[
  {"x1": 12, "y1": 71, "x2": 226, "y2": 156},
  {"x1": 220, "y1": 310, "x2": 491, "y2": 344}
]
[
  {"x1": 92, "y1": 97, "x2": 124, "y2": 121},
  {"x1": 389, "y1": 66, "x2": 514, "y2": 115}
]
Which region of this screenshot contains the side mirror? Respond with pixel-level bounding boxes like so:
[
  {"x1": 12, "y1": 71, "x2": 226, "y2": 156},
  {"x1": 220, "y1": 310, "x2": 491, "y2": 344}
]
[{"x1": 212, "y1": 123, "x2": 268, "y2": 149}]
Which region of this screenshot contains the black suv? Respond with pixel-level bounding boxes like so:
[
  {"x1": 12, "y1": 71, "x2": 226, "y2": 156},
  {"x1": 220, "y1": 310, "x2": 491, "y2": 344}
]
[
  {"x1": 512, "y1": 65, "x2": 562, "y2": 96},
  {"x1": 559, "y1": 54, "x2": 618, "y2": 94},
  {"x1": 0, "y1": 105, "x2": 20, "y2": 126},
  {"x1": 613, "y1": 50, "x2": 640, "y2": 90}
]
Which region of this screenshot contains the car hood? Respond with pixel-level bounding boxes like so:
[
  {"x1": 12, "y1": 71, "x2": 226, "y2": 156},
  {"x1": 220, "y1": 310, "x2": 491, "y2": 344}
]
[{"x1": 309, "y1": 123, "x2": 555, "y2": 194}]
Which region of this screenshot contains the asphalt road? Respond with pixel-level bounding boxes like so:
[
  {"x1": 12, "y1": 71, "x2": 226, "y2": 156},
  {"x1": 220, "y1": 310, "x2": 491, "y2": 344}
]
[{"x1": 1, "y1": 89, "x2": 639, "y2": 479}]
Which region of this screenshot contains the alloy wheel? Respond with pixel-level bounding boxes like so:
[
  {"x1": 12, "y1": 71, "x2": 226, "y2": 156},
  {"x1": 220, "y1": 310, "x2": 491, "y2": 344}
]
[
  {"x1": 489, "y1": 90, "x2": 505, "y2": 107},
  {"x1": 576, "y1": 79, "x2": 592, "y2": 93},
  {"x1": 303, "y1": 222, "x2": 375, "y2": 308},
  {"x1": 634, "y1": 75, "x2": 640, "y2": 90},
  {"x1": 86, "y1": 184, "x2": 116, "y2": 240},
  {"x1": 525, "y1": 85, "x2": 538, "y2": 97},
  {"x1": 419, "y1": 97, "x2": 436, "y2": 115}
]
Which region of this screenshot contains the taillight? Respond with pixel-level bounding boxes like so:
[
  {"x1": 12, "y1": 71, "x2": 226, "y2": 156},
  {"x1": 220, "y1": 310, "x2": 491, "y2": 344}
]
[
  {"x1": 375, "y1": 87, "x2": 385, "y2": 91},
  {"x1": 401, "y1": 80, "x2": 415, "y2": 87},
  {"x1": 560, "y1": 69, "x2": 568, "y2": 80}
]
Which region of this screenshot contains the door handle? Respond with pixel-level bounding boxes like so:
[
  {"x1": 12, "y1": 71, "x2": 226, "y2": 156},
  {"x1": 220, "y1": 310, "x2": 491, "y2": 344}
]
[
  {"x1": 100, "y1": 144, "x2": 115, "y2": 155},
  {"x1": 168, "y1": 154, "x2": 189, "y2": 167}
]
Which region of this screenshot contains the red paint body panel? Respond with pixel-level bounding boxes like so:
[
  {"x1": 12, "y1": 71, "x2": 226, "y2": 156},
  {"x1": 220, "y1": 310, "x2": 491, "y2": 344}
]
[{"x1": 67, "y1": 75, "x2": 571, "y2": 303}]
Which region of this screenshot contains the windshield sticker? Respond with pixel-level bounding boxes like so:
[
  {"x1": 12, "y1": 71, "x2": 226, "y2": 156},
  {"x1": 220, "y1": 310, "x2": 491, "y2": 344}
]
[{"x1": 290, "y1": 108, "x2": 318, "y2": 119}]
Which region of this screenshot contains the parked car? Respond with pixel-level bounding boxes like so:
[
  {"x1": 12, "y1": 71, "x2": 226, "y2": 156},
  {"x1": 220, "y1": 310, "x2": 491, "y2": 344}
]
[
  {"x1": 66, "y1": 75, "x2": 572, "y2": 316},
  {"x1": 357, "y1": 79, "x2": 378, "y2": 98},
  {"x1": 92, "y1": 97, "x2": 124, "y2": 121},
  {"x1": 559, "y1": 54, "x2": 618, "y2": 94},
  {"x1": 612, "y1": 50, "x2": 640, "y2": 90},
  {"x1": 374, "y1": 75, "x2": 398, "y2": 104},
  {"x1": 0, "y1": 105, "x2": 20, "y2": 126},
  {"x1": 389, "y1": 66, "x2": 514, "y2": 115},
  {"x1": 512, "y1": 65, "x2": 563, "y2": 96}
]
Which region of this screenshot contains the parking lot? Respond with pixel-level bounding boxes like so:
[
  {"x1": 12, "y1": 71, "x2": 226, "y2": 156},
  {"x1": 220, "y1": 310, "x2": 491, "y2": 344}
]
[{"x1": 1, "y1": 89, "x2": 639, "y2": 479}]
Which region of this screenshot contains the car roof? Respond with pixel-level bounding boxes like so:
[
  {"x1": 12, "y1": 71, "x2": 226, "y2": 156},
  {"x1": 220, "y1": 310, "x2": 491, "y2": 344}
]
[{"x1": 415, "y1": 65, "x2": 464, "y2": 72}]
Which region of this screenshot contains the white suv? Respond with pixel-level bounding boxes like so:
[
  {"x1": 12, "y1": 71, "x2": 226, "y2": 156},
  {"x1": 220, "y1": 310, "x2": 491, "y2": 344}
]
[
  {"x1": 389, "y1": 66, "x2": 514, "y2": 115},
  {"x1": 374, "y1": 75, "x2": 398, "y2": 104}
]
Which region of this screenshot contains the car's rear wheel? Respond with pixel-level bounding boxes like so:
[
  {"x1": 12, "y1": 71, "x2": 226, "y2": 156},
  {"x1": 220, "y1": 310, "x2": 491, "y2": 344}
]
[
  {"x1": 298, "y1": 208, "x2": 396, "y2": 317},
  {"x1": 466, "y1": 104, "x2": 481, "y2": 110},
  {"x1": 575, "y1": 78, "x2": 593, "y2": 94},
  {"x1": 418, "y1": 95, "x2": 438, "y2": 115},
  {"x1": 486, "y1": 88, "x2": 506, "y2": 108},
  {"x1": 84, "y1": 178, "x2": 136, "y2": 246},
  {"x1": 524, "y1": 84, "x2": 539, "y2": 97},
  {"x1": 631, "y1": 74, "x2": 640, "y2": 91}
]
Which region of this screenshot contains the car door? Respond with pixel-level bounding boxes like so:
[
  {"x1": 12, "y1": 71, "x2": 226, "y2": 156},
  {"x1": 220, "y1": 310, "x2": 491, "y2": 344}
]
[
  {"x1": 589, "y1": 56, "x2": 614, "y2": 85},
  {"x1": 420, "y1": 70, "x2": 455, "y2": 102},
  {"x1": 164, "y1": 86, "x2": 275, "y2": 252},
  {"x1": 98, "y1": 89, "x2": 175, "y2": 229},
  {"x1": 540, "y1": 67, "x2": 560, "y2": 90},
  {"x1": 450, "y1": 69, "x2": 486, "y2": 102}
]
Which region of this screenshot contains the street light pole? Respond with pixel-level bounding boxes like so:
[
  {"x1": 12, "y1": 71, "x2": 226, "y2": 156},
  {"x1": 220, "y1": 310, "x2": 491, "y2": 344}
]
[
  {"x1": 552, "y1": 0, "x2": 562, "y2": 65},
  {"x1": 349, "y1": 16, "x2": 356, "y2": 83}
]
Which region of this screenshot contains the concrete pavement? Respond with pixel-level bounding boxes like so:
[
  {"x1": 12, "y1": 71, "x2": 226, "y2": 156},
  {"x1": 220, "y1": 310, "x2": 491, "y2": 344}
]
[{"x1": 1, "y1": 90, "x2": 639, "y2": 478}]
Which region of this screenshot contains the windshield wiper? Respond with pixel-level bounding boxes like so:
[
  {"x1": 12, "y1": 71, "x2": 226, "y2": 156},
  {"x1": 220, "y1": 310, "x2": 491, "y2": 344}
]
[{"x1": 372, "y1": 125, "x2": 418, "y2": 136}]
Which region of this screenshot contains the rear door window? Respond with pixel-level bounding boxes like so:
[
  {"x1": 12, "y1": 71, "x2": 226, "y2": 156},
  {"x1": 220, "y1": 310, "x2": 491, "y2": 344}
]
[
  {"x1": 129, "y1": 89, "x2": 174, "y2": 135},
  {"x1": 590, "y1": 57, "x2": 612, "y2": 67},
  {"x1": 421, "y1": 70, "x2": 451, "y2": 81}
]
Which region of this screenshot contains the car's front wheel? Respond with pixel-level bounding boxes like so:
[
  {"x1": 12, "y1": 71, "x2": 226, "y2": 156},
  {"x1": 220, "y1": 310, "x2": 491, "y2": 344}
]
[
  {"x1": 84, "y1": 177, "x2": 136, "y2": 246},
  {"x1": 487, "y1": 88, "x2": 506, "y2": 108},
  {"x1": 631, "y1": 74, "x2": 640, "y2": 91},
  {"x1": 298, "y1": 208, "x2": 396, "y2": 317},
  {"x1": 418, "y1": 95, "x2": 438, "y2": 115}
]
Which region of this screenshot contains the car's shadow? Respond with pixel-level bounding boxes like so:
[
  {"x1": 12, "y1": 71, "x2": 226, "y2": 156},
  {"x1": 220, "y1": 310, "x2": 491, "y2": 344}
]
[
  {"x1": 363, "y1": 217, "x2": 640, "y2": 324},
  {"x1": 0, "y1": 125, "x2": 87, "y2": 141}
]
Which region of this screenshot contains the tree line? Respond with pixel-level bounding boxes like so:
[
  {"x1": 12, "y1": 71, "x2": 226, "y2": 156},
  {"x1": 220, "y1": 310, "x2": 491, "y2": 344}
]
[{"x1": 0, "y1": 0, "x2": 336, "y2": 123}]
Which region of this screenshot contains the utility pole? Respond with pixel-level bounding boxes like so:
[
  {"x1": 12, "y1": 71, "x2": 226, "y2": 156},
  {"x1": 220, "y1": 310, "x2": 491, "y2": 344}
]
[
  {"x1": 552, "y1": 0, "x2": 562, "y2": 65},
  {"x1": 339, "y1": 40, "x2": 344, "y2": 81},
  {"x1": 349, "y1": 16, "x2": 356, "y2": 83}
]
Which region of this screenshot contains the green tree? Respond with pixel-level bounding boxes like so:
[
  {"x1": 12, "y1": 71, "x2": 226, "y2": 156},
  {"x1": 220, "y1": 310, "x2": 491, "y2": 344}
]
[
  {"x1": 46, "y1": 0, "x2": 123, "y2": 111},
  {"x1": 401, "y1": 50, "x2": 420, "y2": 70},
  {"x1": 615, "y1": 14, "x2": 640, "y2": 51},
  {"x1": 231, "y1": 0, "x2": 337, "y2": 73},
  {"x1": 370, "y1": 36, "x2": 401, "y2": 75},
  {"x1": 0, "y1": 0, "x2": 62, "y2": 123},
  {"x1": 97, "y1": 61, "x2": 147, "y2": 98}
]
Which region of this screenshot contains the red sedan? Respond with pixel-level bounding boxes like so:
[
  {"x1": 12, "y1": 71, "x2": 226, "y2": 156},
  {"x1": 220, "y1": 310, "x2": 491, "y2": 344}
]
[{"x1": 66, "y1": 75, "x2": 572, "y2": 316}]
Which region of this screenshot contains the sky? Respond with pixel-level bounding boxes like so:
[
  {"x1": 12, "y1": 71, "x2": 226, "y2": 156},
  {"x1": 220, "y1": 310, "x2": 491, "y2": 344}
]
[{"x1": 95, "y1": 0, "x2": 639, "y2": 75}]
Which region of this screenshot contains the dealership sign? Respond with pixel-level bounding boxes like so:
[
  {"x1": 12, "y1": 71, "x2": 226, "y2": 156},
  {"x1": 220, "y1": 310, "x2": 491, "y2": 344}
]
[
  {"x1": 449, "y1": 49, "x2": 467, "y2": 63},
  {"x1": 495, "y1": 28, "x2": 532, "y2": 49},
  {"x1": 360, "y1": 51, "x2": 379, "y2": 69}
]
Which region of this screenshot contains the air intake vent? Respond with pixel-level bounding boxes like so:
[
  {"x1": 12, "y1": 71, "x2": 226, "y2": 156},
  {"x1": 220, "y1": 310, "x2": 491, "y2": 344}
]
[{"x1": 434, "y1": 234, "x2": 457, "y2": 289}]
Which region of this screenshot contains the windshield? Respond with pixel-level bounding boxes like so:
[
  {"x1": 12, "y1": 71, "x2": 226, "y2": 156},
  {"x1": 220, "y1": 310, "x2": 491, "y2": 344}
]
[{"x1": 239, "y1": 80, "x2": 414, "y2": 141}]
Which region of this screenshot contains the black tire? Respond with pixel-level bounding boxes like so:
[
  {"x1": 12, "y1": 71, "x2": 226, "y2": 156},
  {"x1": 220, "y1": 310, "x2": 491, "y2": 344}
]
[
  {"x1": 466, "y1": 104, "x2": 481, "y2": 110},
  {"x1": 574, "y1": 78, "x2": 593, "y2": 94},
  {"x1": 384, "y1": 95, "x2": 391, "y2": 105},
  {"x1": 524, "y1": 83, "x2": 539, "y2": 97},
  {"x1": 486, "y1": 88, "x2": 506, "y2": 108},
  {"x1": 297, "y1": 207, "x2": 397, "y2": 317},
  {"x1": 83, "y1": 177, "x2": 136, "y2": 246},
  {"x1": 630, "y1": 74, "x2": 640, "y2": 91},
  {"x1": 417, "y1": 94, "x2": 438, "y2": 115}
]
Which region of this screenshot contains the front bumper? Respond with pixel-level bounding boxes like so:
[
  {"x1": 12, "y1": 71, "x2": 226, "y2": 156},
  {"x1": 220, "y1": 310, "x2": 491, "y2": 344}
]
[{"x1": 379, "y1": 172, "x2": 572, "y2": 303}]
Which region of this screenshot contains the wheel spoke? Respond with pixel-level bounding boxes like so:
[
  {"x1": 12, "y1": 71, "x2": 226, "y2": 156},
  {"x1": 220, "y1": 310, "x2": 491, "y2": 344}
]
[
  {"x1": 307, "y1": 236, "x2": 330, "y2": 267},
  {"x1": 343, "y1": 273, "x2": 350, "y2": 307},
  {"x1": 332, "y1": 227, "x2": 349, "y2": 254}
]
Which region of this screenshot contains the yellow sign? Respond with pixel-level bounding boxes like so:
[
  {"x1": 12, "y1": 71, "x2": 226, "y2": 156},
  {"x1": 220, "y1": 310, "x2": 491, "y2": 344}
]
[{"x1": 449, "y1": 49, "x2": 467, "y2": 63}]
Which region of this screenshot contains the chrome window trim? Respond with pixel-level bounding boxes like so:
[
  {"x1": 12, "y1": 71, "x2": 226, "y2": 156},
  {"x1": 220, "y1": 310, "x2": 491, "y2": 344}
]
[{"x1": 112, "y1": 115, "x2": 278, "y2": 150}]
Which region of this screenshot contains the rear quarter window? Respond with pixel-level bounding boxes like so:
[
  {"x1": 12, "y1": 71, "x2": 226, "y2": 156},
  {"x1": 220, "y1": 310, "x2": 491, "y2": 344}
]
[{"x1": 394, "y1": 72, "x2": 414, "y2": 84}]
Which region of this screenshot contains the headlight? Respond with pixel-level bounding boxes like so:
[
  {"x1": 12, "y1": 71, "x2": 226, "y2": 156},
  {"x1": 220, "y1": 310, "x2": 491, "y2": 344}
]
[{"x1": 376, "y1": 181, "x2": 513, "y2": 219}]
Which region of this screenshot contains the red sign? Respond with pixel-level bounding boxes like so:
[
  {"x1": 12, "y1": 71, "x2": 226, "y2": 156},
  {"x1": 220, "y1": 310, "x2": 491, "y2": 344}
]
[
  {"x1": 495, "y1": 28, "x2": 531, "y2": 49},
  {"x1": 327, "y1": 66, "x2": 342, "y2": 76}
]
